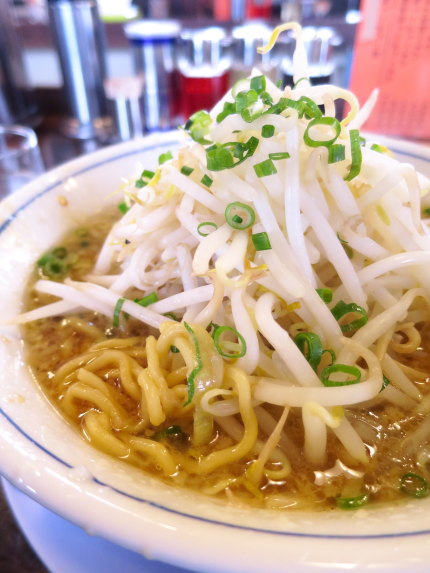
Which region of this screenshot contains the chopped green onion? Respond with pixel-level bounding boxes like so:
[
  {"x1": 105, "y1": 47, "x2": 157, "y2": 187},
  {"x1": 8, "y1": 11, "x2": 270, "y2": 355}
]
[
  {"x1": 337, "y1": 232, "x2": 353, "y2": 259},
  {"x1": 212, "y1": 325, "x2": 247, "y2": 359},
  {"x1": 184, "y1": 110, "x2": 212, "y2": 144},
  {"x1": 254, "y1": 158, "x2": 277, "y2": 177},
  {"x1": 321, "y1": 348, "x2": 336, "y2": 366},
  {"x1": 135, "y1": 169, "x2": 155, "y2": 188},
  {"x1": 37, "y1": 248, "x2": 70, "y2": 279},
  {"x1": 328, "y1": 143, "x2": 346, "y2": 164},
  {"x1": 181, "y1": 165, "x2": 194, "y2": 176},
  {"x1": 299, "y1": 96, "x2": 323, "y2": 119},
  {"x1": 268, "y1": 152, "x2": 290, "y2": 161},
  {"x1": 113, "y1": 297, "x2": 126, "y2": 328},
  {"x1": 251, "y1": 231, "x2": 272, "y2": 251},
  {"x1": 250, "y1": 75, "x2": 266, "y2": 94},
  {"x1": 422, "y1": 207, "x2": 430, "y2": 217},
  {"x1": 331, "y1": 300, "x2": 368, "y2": 333},
  {"x1": 320, "y1": 363, "x2": 361, "y2": 386},
  {"x1": 265, "y1": 97, "x2": 289, "y2": 115},
  {"x1": 170, "y1": 345, "x2": 180, "y2": 353},
  {"x1": 275, "y1": 79, "x2": 283, "y2": 89},
  {"x1": 400, "y1": 473, "x2": 428, "y2": 498},
  {"x1": 158, "y1": 151, "x2": 173, "y2": 165},
  {"x1": 381, "y1": 375, "x2": 391, "y2": 392},
  {"x1": 197, "y1": 221, "x2": 218, "y2": 236},
  {"x1": 316, "y1": 287, "x2": 333, "y2": 303},
  {"x1": 164, "y1": 312, "x2": 179, "y2": 321},
  {"x1": 225, "y1": 202, "x2": 256, "y2": 230},
  {"x1": 337, "y1": 494, "x2": 369, "y2": 510},
  {"x1": 134, "y1": 292, "x2": 159, "y2": 307},
  {"x1": 344, "y1": 129, "x2": 363, "y2": 181},
  {"x1": 262, "y1": 124, "x2": 275, "y2": 138},
  {"x1": 201, "y1": 174, "x2": 213, "y2": 187},
  {"x1": 206, "y1": 136, "x2": 259, "y2": 171},
  {"x1": 303, "y1": 116, "x2": 341, "y2": 148},
  {"x1": 294, "y1": 331, "x2": 323, "y2": 371},
  {"x1": 52, "y1": 247, "x2": 68, "y2": 259},
  {"x1": 370, "y1": 143, "x2": 389, "y2": 154},
  {"x1": 118, "y1": 201, "x2": 130, "y2": 214},
  {"x1": 235, "y1": 89, "x2": 258, "y2": 112},
  {"x1": 142, "y1": 169, "x2": 155, "y2": 179},
  {"x1": 183, "y1": 322, "x2": 203, "y2": 406},
  {"x1": 260, "y1": 91, "x2": 273, "y2": 105},
  {"x1": 216, "y1": 101, "x2": 236, "y2": 123},
  {"x1": 153, "y1": 425, "x2": 188, "y2": 443}
]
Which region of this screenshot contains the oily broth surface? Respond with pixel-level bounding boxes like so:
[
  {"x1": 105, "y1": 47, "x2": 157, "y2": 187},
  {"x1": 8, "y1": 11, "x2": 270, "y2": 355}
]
[{"x1": 22, "y1": 209, "x2": 430, "y2": 511}]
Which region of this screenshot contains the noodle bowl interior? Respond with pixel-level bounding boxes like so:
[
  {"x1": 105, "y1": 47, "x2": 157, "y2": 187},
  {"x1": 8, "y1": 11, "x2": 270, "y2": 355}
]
[{"x1": 17, "y1": 24, "x2": 430, "y2": 511}]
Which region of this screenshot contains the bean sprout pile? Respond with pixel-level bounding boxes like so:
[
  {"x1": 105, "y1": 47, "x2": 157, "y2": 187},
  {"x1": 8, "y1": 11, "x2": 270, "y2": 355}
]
[{"x1": 16, "y1": 24, "x2": 430, "y2": 507}]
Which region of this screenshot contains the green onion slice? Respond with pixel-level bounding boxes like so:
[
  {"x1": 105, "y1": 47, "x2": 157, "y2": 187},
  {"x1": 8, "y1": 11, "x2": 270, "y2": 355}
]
[
  {"x1": 251, "y1": 231, "x2": 272, "y2": 251},
  {"x1": 201, "y1": 174, "x2": 213, "y2": 187},
  {"x1": 331, "y1": 300, "x2": 368, "y2": 333},
  {"x1": 158, "y1": 151, "x2": 173, "y2": 165},
  {"x1": 134, "y1": 292, "x2": 159, "y2": 307},
  {"x1": 400, "y1": 473, "x2": 428, "y2": 498},
  {"x1": 225, "y1": 202, "x2": 255, "y2": 230},
  {"x1": 197, "y1": 221, "x2": 218, "y2": 236},
  {"x1": 344, "y1": 129, "x2": 362, "y2": 181},
  {"x1": 184, "y1": 110, "x2": 212, "y2": 144},
  {"x1": 250, "y1": 75, "x2": 266, "y2": 94},
  {"x1": 212, "y1": 325, "x2": 247, "y2": 359},
  {"x1": 153, "y1": 424, "x2": 188, "y2": 442},
  {"x1": 118, "y1": 201, "x2": 130, "y2": 214},
  {"x1": 216, "y1": 101, "x2": 236, "y2": 123},
  {"x1": 299, "y1": 96, "x2": 323, "y2": 119},
  {"x1": 183, "y1": 322, "x2": 203, "y2": 406},
  {"x1": 303, "y1": 116, "x2": 341, "y2": 148},
  {"x1": 268, "y1": 152, "x2": 290, "y2": 161},
  {"x1": 262, "y1": 124, "x2": 275, "y2": 138},
  {"x1": 180, "y1": 165, "x2": 194, "y2": 176},
  {"x1": 113, "y1": 297, "x2": 126, "y2": 328},
  {"x1": 254, "y1": 158, "x2": 277, "y2": 177},
  {"x1": 315, "y1": 287, "x2": 333, "y2": 303},
  {"x1": 206, "y1": 136, "x2": 259, "y2": 171},
  {"x1": 164, "y1": 312, "x2": 180, "y2": 321},
  {"x1": 320, "y1": 364, "x2": 361, "y2": 386},
  {"x1": 328, "y1": 143, "x2": 346, "y2": 164},
  {"x1": 337, "y1": 494, "x2": 369, "y2": 510},
  {"x1": 170, "y1": 345, "x2": 180, "y2": 353},
  {"x1": 135, "y1": 169, "x2": 155, "y2": 188},
  {"x1": 294, "y1": 331, "x2": 323, "y2": 371},
  {"x1": 380, "y1": 375, "x2": 391, "y2": 392}
]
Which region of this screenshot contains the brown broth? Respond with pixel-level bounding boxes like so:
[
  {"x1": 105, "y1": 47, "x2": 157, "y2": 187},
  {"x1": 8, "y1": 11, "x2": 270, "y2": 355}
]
[{"x1": 22, "y1": 210, "x2": 430, "y2": 511}]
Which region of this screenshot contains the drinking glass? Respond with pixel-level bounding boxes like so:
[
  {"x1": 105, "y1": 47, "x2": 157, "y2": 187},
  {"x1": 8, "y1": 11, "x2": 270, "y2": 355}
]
[{"x1": 0, "y1": 125, "x2": 44, "y2": 199}]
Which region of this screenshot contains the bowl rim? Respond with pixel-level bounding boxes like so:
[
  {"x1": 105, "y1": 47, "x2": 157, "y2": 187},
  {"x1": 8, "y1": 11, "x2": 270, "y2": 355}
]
[{"x1": 1, "y1": 131, "x2": 430, "y2": 573}]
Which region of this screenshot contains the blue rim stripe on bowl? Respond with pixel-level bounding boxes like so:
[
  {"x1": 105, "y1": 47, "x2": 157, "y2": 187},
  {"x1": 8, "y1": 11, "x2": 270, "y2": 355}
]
[{"x1": 1, "y1": 139, "x2": 430, "y2": 542}]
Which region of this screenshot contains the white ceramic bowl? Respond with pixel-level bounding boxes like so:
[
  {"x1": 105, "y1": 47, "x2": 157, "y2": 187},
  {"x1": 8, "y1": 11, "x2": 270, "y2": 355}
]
[{"x1": 1, "y1": 132, "x2": 430, "y2": 573}]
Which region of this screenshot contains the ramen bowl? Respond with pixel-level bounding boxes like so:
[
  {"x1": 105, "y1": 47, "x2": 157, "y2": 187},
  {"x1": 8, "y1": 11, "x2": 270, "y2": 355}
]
[{"x1": 1, "y1": 132, "x2": 430, "y2": 573}]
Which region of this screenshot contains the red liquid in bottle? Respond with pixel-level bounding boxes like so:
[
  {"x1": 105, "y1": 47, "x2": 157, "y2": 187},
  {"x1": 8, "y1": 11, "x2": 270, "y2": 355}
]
[{"x1": 179, "y1": 73, "x2": 229, "y2": 119}]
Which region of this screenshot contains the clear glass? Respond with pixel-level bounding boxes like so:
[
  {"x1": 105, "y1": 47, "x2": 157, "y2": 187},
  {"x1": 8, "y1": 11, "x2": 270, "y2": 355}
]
[{"x1": 0, "y1": 125, "x2": 44, "y2": 199}]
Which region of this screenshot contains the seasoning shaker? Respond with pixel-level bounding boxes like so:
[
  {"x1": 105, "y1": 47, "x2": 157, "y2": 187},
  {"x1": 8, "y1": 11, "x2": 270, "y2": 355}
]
[
  {"x1": 177, "y1": 26, "x2": 231, "y2": 120},
  {"x1": 47, "y1": 0, "x2": 112, "y2": 139},
  {"x1": 124, "y1": 20, "x2": 181, "y2": 133},
  {"x1": 0, "y1": 1, "x2": 38, "y2": 126}
]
